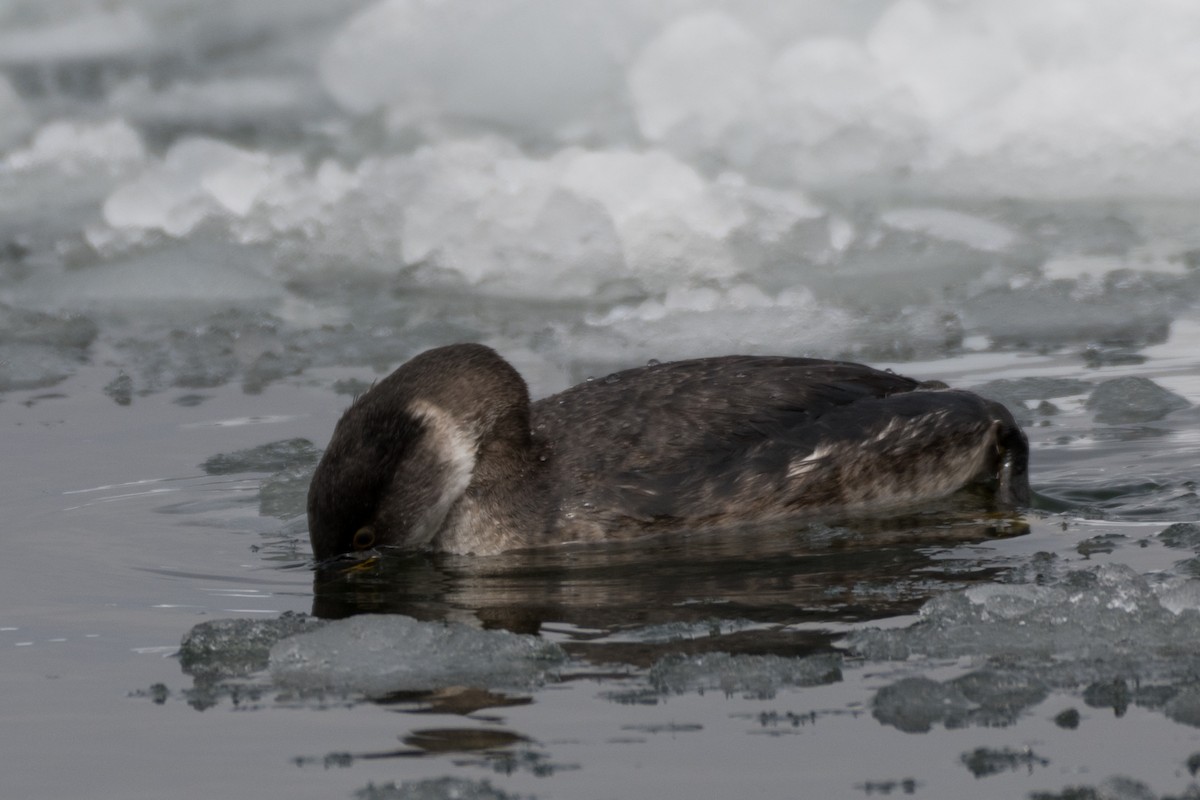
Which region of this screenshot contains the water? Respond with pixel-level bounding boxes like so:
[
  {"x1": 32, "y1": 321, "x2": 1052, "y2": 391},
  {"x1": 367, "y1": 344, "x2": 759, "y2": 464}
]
[{"x1": 3, "y1": 2, "x2": 1200, "y2": 798}]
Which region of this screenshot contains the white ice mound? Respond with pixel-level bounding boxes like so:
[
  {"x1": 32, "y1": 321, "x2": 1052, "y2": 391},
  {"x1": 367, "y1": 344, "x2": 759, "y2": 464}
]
[
  {"x1": 103, "y1": 137, "x2": 284, "y2": 236},
  {"x1": 628, "y1": 11, "x2": 768, "y2": 145},
  {"x1": 269, "y1": 614, "x2": 565, "y2": 695},
  {"x1": 7, "y1": 119, "x2": 145, "y2": 175},
  {"x1": 320, "y1": 0, "x2": 623, "y2": 138}
]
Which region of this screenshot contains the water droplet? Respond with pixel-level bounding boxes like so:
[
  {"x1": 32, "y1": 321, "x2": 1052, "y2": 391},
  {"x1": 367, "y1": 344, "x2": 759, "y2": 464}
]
[
  {"x1": 564, "y1": 512, "x2": 576, "y2": 520},
  {"x1": 604, "y1": 374, "x2": 620, "y2": 384},
  {"x1": 646, "y1": 359, "x2": 661, "y2": 367},
  {"x1": 735, "y1": 372, "x2": 747, "y2": 379},
  {"x1": 586, "y1": 376, "x2": 595, "y2": 383}
]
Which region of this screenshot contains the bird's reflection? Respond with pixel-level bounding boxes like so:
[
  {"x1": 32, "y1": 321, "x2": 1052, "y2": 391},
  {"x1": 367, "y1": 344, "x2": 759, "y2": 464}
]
[{"x1": 313, "y1": 511, "x2": 1028, "y2": 666}]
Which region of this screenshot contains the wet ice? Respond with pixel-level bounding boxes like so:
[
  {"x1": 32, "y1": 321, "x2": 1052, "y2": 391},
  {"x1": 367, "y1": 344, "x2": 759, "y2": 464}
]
[
  {"x1": 850, "y1": 563, "x2": 1200, "y2": 733},
  {"x1": 1086, "y1": 376, "x2": 1191, "y2": 424},
  {"x1": 269, "y1": 614, "x2": 565, "y2": 696}
]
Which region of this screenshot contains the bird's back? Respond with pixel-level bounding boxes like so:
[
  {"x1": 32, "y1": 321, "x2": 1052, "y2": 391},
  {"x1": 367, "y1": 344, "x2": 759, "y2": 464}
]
[{"x1": 526, "y1": 356, "x2": 1020, "y2": 538}]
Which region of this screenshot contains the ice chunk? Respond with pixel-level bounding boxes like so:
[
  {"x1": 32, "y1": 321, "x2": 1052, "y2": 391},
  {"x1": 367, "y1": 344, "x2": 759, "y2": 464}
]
[
  {"x1": 112, "y1": 309, "x2": 285, "y2": 392},
  {"x1": 398, "y1": 140, "x2": 624, "y2": 298},
  {"x1": 61, "y1": 256, "x2": 282, "y2": 316},
  {"x1": 258, "y1": 463, "x2": 312, "y2": 520},
  {"x1": 0, "y1": 304, "x2": 97, "y2": 349},
  {"x1": 1159, "y1": 523, "x2": 1200, "y2": 551},
  {"x1": 648, "y1": 652, "x2": 842, "y2": 699},
  {"x1": 201, "y1": 438, "x2": 320, "y2": 476},
  {"x1": 179, "y1": 612, "x2": 325, "y2": 680},
  {"x1": 963, "y1": 282, "x2": 1173, "y2": 348},
  {"x1": 1086, "y1": 376, "x2": 1191, "y2": 424},
  {"x1": 580, "y1": 288, "x2": 961, "y2": 365},
  {"x1": 6, "y1": 119, "x2": 145, "y2": 175},
  {"x1": 849, "y1": 564, "x2": 1197, "y2": 663},
  {"x1": 1156, "y1": 580, "x2": 1200, "y2": 616},
  {"x1": 0, "y1": 305, "x2": 97, "y2": 392},
  {"x1": 873, "y1": 670, "x2": 1048, "y2": 733},
  {"x1": 103, "y1": 371, "x2": 133, "y2": 406},
  {"x1": 320, "y1": 0, "x2": 622, "y2": 139},
  {"x1": 749, "y1": 37, "x2": 921, "y2": 183},
  {"x1": 628, "y1": 12, "x2": 768, "y2": 144},
  {"x1": 851, "y1": 563, "x2": 1200, "y2": 731},
  {"x1": 355, "y1": 777, "x2": 533, "y2": 800},
  {"x1": 867, "y1": 1, "x2": 1024, "y2": 125},
  {"x1": 269, "y1": 614, "x2": 564, "y2": 696},
  {"x1": 103, "y1": 137, "x2": 283, "y2": 237},
  {"x1": 0, "y1": 344, "x2": 81, "y2": 392},
  {"x1": 559, "y1": 148, "x2": 740, "y2": 285},
  {"x1": 972, "y1": 377, "x2": 1092, "y2": 421}
]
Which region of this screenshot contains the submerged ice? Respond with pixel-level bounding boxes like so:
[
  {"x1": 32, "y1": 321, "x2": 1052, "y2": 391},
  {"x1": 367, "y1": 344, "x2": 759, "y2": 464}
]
[
  {"x1": 178, "y1": 612, "x2": 564, "y2": 701},
  {"x1": 849, "y1": 562, "x2": 1200, "y2": 732},
  {"x1": 269, "y1": 614, "x2": 564, "y2": 696}
]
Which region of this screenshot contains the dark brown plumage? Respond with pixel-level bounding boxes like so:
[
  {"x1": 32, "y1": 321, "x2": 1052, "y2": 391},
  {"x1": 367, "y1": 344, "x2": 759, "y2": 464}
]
[{"x1": 307, "y1": 343, "x2": 1029, "y2": 559}]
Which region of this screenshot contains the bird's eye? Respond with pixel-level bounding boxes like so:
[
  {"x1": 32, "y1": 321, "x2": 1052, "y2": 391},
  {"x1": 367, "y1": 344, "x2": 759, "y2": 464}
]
[{"x1": 352, "y1": 527, "x2": 376, "y2": 550}]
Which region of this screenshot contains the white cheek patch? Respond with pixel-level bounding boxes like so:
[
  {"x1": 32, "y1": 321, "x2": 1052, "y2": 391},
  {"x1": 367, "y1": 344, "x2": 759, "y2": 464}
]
[{"x1": 405, "y1": 399, "x2": 478, "y2": 546}]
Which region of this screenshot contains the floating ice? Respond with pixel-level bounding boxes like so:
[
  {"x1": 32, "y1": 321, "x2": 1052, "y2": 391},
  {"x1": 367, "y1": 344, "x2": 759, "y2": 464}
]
[
  {"x1": 0, "y1": 344, "x2": 82, "y2": 392},
  {"x1": 355, "y1": 777, "x2": 533, "y2": 800},
  {"x1": 258, "y1": 463, "x2": 312, "y2": 520},
  {"x1": 850, "y1": 564, "x2": 1200, "y2": 663},
  {"x1": 1086, "y1": 376, "x2": 1191, "y2": 424},
  {"x1": 648, "y1": 651, "x2": 842, "y2": 699},
  {"x1": 103, "y1": 137, "x2": 282, "y2": 236},
  {"x1": 559, "y1": 148, "x2": 741, "y2": 285},
  {"x1": 0, "y1": 304, "x2": 97, "y2": 350},
  {"x1": 179, "y1": 611, "x2": 325, "y2": 680},
  {"x1": 103, "y1": 371, "x2": 133, "y2": 405},
  {"x1": 962, "y1": 281, "x2": 1174, "y2": 348},
  {"x1": 628, "y1": 11, "x2": 768, "y2": 146},
  {"x1": 0, "y1": 305, "x2": 96, "y2": 392},
  {"x1": 398, "y1": 140, "x2": 623, "y2": 298},
  {"x1": 972, "y1": 377, "x2": 1092, "y2": 422},
  {"x1": 269, "y1": 614, "x2": 565, "y2": 696},
  {"x1": 1159, "y1": 523, "x2": 1200, "y2": 552},
  {"x1": 201, "y1": 438, "x2": 319, "y2": 476},
  {"x1": 851, "y1": 564, "x2": 1200, "y2": 731},
  {"x1": 873, "y1": 672, "x2": 1047, "y2": 733}
]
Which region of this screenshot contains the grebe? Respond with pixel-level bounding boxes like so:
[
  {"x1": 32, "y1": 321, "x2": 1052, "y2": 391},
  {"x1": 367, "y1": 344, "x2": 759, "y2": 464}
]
[{"x1": 307, "y1": 344, "x2": 1028, "y2": 558}]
